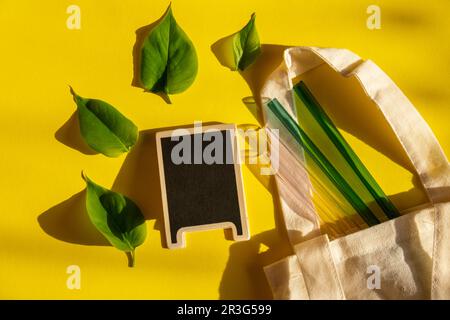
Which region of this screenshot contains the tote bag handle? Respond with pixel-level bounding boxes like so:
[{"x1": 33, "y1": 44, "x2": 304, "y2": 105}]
[{"x1": 261, "y1": 47, "x2": 450, "y2": 299}]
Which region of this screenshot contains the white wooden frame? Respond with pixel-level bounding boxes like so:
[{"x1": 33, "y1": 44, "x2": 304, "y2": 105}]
[{"x1": 155, "y1": 123, "x2": 250, "y2": 249}]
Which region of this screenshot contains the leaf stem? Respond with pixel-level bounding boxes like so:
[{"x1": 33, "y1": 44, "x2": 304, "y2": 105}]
[
  {"x1": 159, "y1": 92, "x2": 172, "y2": 104},
  {"x1": 128, "y1": 249, "x2": 135, "y2": 268},
  {"x1": 81, "y1": 170, "x2": 87, "y2": 182}
]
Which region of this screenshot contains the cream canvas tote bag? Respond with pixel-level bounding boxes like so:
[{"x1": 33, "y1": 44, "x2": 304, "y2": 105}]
[{"x1": 261, "y1": 47, "x2": 450, "y2": 300}]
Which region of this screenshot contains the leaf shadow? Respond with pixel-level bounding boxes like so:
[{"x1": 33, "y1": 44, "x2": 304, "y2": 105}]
[
  {"x1": 54, "y1": 111, "x2": 97, "y2": 155},
  {"x1": 210, "y1": 32, "x2": 235, "y2": 71},
  {"x1": 131, "y1": 20, "x2": 160, "y2": 89},
  {"x1": 38, "y1": 190, "x2": 109, "y2": 246},
  {"x1": 40, "y1": 126, "x2": 165, "y2": 249},
  {"x1": 131, "y1": 7, "x2": 171, "y2": 104}
]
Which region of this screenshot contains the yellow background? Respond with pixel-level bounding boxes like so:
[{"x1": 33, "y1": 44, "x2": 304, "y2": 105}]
[{"x1": 0, "y1": 0, "x2": 449, "y2": 299}]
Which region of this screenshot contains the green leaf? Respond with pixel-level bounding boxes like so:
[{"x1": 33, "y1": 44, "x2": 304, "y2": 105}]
[
  {"x1": 140, "y1": 4, "x2": 198, "y2": 100},
  {"x1": 212, "y1": 13, "x2": 261, "y2": 71},
  {"x1": 83, "y1": 174, "x2": 147, "y2": 267},
  {"x1": 70, "y1": 87, "x2": 138, "y2": 158},
  {"x1": 234, "y1": 13, "x2": 261, "y2": 71}
]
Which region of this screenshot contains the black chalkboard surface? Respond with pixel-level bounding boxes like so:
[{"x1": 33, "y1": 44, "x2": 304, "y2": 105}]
[{"x1": 156, "y1": 124, "x2": 249, "y2": 248}]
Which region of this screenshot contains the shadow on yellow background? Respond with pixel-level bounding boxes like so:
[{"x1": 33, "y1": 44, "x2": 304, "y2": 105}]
[
  {"x1": 38, "y1": 190, "x2": 109, "y2": 246},
  {"x1": 38, "y1": 37, "x2": 431, "y2": 298},
  {"x1": 55, "y1": 111, "x2": 97, "y2": 156}
]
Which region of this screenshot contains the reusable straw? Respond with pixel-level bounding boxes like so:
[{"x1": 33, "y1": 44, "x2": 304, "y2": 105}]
[
  {"x1": 266, "y1": 128, "x2": 363, "y2": 234},
  {"x1": 266, "y1": 98, "x2": 380, "y2": 226},
  {"x1": 293, "y1": 81, "x2": 400, "y2": 219},
  {"x1": 264, "y1": 113, "x2": 365, "y2": 233}
]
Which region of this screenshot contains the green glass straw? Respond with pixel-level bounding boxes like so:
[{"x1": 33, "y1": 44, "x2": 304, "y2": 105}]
[
  {"x1": 267, "y1": 98, "x2": 380, "y2": 226},
  {"x1": 293, "y1": 82, "x2": 399, "y2": 219}
]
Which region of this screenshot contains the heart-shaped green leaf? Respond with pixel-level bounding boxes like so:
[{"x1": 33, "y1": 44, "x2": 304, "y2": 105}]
[
  {"x1": 140, "y1": 4, "x2": 198, "y2": 101},
  {"x1": 83, "y1": 174, "x2": 147, "y2": 267},
  {"x1": 234, "y1": 13, "x2": 261, "y2": 71},
  {"x1": 70, "y1": 87, "x2": 138, "y2": 157},
  {"x1": 212, "y1": 13, "x2": 261, "y2": 71}
]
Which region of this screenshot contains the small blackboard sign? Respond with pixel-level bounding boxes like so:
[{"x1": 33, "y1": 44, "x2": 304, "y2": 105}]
[{"x1": 156, "y1": 124, "x2": 249, "y2": 249}]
